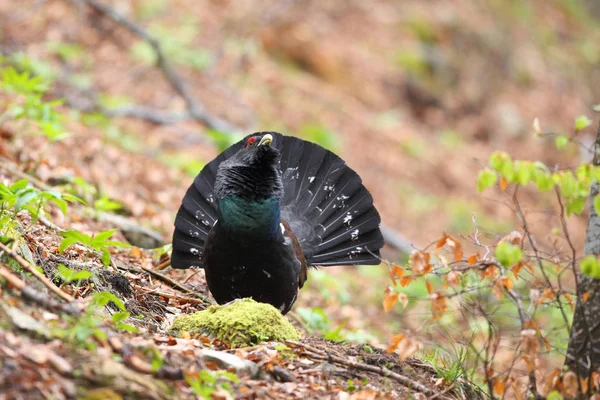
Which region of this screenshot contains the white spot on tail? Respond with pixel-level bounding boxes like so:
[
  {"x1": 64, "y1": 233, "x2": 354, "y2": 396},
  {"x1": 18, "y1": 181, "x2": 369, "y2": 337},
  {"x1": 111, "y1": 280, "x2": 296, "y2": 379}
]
[
  {"x1": 262, "y1": 269, "x2": 272, "y2": 278},
  {"x1": 280, "y1": 223, "x2": 285, "y2": 235},
  {"x1": 308, "y1": 176, "x2": 315, "y2": 183},
  {"x1": 343, "y1": 213, "x2": 353, "y2": 225},
  {"x1": 350, "y1": 229, "x2": 360, "y2": 241},
  {"x1": 190, "y1": 247, "x2": 200, "y2": 256}
]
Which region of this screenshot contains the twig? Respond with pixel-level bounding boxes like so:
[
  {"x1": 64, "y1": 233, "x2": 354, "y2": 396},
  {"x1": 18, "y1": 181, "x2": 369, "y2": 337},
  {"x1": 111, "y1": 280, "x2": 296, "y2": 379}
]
[
  {"x1": 0, "y1": 156, "x2": 53, "y2": 191},
  {"x1": 0, "y1": 263, "x2": 81, "y2": 315},
  {"x1": 98, "y1": 105, "x2": 190, "y2": 125},
  {"x1": 0, "y1": 241, "x2": 74, "y2": 302},
  {"x1": 1, "y1": 156, "x2": 165, "y2": 246},
  {"x1": 117, "y1": 262, "x2": 201, "y2": 297},
  {"x1": 75, "y1": 0, "x2": 240, "y2": 133},
  {"x1": 154, "y1": 259, "x2": 171, "y2": 271},
  {"x1": 285, "y1": 341, "x2": 450, "y2": 399},
  {"x1": 131, "y1": 284, "x2": 210, "y2": 305},
  {"x1": 381, "y1": 225, "x2": 416, "y2": 254}
]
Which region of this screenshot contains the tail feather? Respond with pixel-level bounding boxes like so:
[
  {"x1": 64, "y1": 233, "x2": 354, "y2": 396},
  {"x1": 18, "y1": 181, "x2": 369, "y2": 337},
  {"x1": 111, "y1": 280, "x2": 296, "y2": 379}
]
[
  {"x1": 171, "y1": 144, "x2": 244, "y2": 269},
  {"x1": 274, "y1": 134, "x2": 383, "y2": 267},
  {"x1": 171, "y1": 131, "x2": 384, "y2": 270},
  {"x1": 309, "y1": 229, "x2": 383, "y2": 264}
]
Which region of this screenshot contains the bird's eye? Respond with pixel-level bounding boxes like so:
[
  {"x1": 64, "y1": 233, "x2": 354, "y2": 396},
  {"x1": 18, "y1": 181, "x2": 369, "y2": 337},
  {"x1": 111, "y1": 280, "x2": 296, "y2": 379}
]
[{"x1": 246, "y1": 137, "x2": 257, "y2": 148}]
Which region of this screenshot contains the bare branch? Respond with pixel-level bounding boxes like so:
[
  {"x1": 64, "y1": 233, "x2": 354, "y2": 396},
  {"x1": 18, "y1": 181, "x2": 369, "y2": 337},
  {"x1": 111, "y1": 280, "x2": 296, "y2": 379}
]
[
  {"x1": 73, "y1": 0, "x2": 242, "y2": 133},
  {"x1": 380, "y1": 224, "x2": 416, "y2": 254}
]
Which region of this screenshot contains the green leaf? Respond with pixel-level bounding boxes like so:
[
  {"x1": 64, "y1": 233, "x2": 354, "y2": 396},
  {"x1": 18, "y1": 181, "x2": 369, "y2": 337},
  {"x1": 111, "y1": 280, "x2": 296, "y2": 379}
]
[
  {"x1": 71, "y1": 270, "x2": 92, "y2": 281},
  {"x1": 100, "y1": 248, "x2": 111, "y2": 267},
  {"x1": 581, "y1": 255, "x2": 600, "y2": 279},
  {"x1": 9, "y1": 179, "x2": 29, "y2": 191},
  {"x1": 495, "y1": 243, "x2": 522, "y2": 267},
  {"x1": 92, "y1": 229, "x2": 118, "y2": 245},
  {"x1": 566, "y1": 197, "x2": 586, "y2": 216},
  {"x1": 62, "y1": 193, "x2": 87, "y2": 206},
  {"x1": 575, "y1": 115, "x2": 592, "y2": 131},
  {"x1": 489, "y1": 152, "x2": 510, "y2": 172},
  {"x1": 111, "y1": 311, "x2": 130, "y2": 324},
  {"x1": 14, "y1": 189, "x2": 39, "y2": 211},
  {"x1": 116, "y1": 322, "x2": 138, "y2": 333},
  {"x1": 546, "y1": 390, "x2": 564, "y2": 400},
  {"x1": 94, "y1": 196, "x2": 122, "y2": 212},
  {"x1": 555, "y1": 136, "x2": 569, "y2": 149},
  {"x1": 533, "y1": 169, "x2": 554, "y2": 191},
  {"x1": 514, "y1": 161, "x2": 533, "y2": 185},
  {"x1": 476, "y1": 169, "x2": 497, "y2": 192},
  {"x1": 93, "y1": 291, "x2": 126, "y2": 311}
]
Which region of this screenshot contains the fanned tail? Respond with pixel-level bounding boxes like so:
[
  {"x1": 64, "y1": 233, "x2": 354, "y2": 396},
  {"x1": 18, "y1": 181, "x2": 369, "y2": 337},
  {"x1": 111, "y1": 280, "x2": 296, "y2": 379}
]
[
  {"x1": 171, "y1": 143, "x2": 243, "y2": 269},
  {"x1": 275, "y1": 134, "x2": 384, "y2": 266},
  {"x1": 171, "y1": 132, "x2": 384, "y2": 269}
]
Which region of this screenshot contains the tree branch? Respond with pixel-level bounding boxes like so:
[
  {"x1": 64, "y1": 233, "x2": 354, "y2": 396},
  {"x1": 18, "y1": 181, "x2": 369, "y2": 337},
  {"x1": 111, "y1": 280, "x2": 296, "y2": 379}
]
[{"x1": 73, "y1": 0, "x2": 241, "y2": 133}]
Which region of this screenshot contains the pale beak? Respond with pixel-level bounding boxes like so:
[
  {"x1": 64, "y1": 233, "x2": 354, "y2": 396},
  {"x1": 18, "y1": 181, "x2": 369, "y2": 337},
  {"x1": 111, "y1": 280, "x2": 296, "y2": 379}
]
[{"x1": 259, "y1": 134, "x2": 273, "y2": 146}]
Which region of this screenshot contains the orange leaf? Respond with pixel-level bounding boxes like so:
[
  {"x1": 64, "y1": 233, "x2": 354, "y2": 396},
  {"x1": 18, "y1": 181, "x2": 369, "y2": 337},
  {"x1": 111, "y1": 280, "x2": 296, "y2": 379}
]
[
  {"x1": 387, "y1": 333, "x2": 405, "y2": 351},
  {"x1": 493, "y1": 377, "x2": 506, "y2": 395},
  {"x1": 543, "y1": 368, "x2": 562, "y2": 396},
  {"x1": 524, "y1": 263, "x2": 535, "y2": 274},
  {"x1": 447, "y1": 270, "x2": 460, "y2": 286},
  {"x1": 398, "y1": 293, "x2": 409, "y2": 308},
  {"x1": 563, "y1": 371, "x2": 579, "y2": 398},
  {"x1": 502, "y1": 276, "x2": 514, "y2": 291},
  {"x1": 394, "y1": 267, "x2": 404, "y2": 279},
  {"x1": 493, "y1": 282, "x2": 504, "y2": 299},
  {"x1": 563, "y1": 293, "x2": 574, "y2": 311},
  {"x1": 499, "y1": 177, "x2": 509, "y2": 191},
  {"x1": 436, "y1": 235, "x2": 448, "y2": 249},
  {"x1": 410, "y1": 250, "x2": 431, "y2": 275},
  {"x1": 389, "y1": 266, "x2": 403, "y2": 285},
  {"x1": 383, "y1": 287, "x2": 399, "y2": 312},
  {"x1": 537, "y1": 288, "x2": 556, "y2": 305},
  {"x1": 483, "y1": 265, "x2": 499, "y2": 279},
  {"x1": 445, "y1": 236, "x2": 463, "y2": 261},
  {"x1": 130, "y1": 246, "x2": 142, "y2": 258},
  {"x1": 499, "y1": 231, "x2": 524, "y2": 246},
  {"x1": 181, "y1": 330, "x2": 191, "y2": 340},
  {"x1": 454, "y1": 249, "x2": 463, "y2": 262},
  {"x1": 387, "y1": 333, "x2": 421, "y2": 361},
  {"x1": 399, "y1": 276, "x2": 413, "y2": 287},
  {"x1": 425, "y1": 280, "x2": 433, "y2": 294},
  {"x1": 512, "y1": 262, "x2": 523, "y2": 279},
  {"x1": 583, "y1": 291, "x2": 593, "y2": 303},
  {"x1": 430, "y1": 293, "x2": 447, "y2": 319},
  {"x1": 592, "y1": 371, "x2": 600, "y2": 390},
  {"x1": 468, "y1": 253, "x2": 479, "y2": 265}
]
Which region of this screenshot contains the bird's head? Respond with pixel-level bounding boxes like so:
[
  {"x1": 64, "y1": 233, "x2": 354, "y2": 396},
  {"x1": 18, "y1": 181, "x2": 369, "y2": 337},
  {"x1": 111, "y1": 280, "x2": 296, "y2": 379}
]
[{"x1": 214, "y1": 133, "x2": 283, "y2": 201}]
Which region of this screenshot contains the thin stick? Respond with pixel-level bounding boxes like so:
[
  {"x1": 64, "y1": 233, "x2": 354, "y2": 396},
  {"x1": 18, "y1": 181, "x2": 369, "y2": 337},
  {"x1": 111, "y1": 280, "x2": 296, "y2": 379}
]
[
  {"x1": 154, "y1": 259, "x2": 171, "y2": 271},
  {"x1": 0, "y1": 263, "x2": 81, "y2": 315},
  {"x1": 285, "y1": 341, "x2": 449, "y2": 399},
  {"x1": 0, "y1": 241, "x2": 74, "y2": 302},
  {"x1": 132, "y1": 284, "x2": 209, "y2": 305},
  {"x1": 139, "y1": 264, "x2": 198, "y2": 297},
  {"x1": 76, "y1": 0, "x2": 239, "y2": 133}
]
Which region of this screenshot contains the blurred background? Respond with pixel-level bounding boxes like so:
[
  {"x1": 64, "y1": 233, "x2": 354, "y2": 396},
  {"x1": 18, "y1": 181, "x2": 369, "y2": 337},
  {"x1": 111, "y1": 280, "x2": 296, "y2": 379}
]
[{"x1": 1, "y1": 0, "x2": 600, "y2": 368}]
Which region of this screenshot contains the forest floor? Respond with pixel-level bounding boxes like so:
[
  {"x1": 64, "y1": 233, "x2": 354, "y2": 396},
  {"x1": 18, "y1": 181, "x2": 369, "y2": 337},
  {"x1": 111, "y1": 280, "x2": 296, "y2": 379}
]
[{"x1": 1, "y1": 0, "x2": 599, "y2": 398}]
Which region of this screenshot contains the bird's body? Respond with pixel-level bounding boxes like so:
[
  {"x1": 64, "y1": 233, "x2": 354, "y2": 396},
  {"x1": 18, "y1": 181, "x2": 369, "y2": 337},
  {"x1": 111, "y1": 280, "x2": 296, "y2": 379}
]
[{"x1": 171, "y1": 132, "x2": 383, "y2": 314}]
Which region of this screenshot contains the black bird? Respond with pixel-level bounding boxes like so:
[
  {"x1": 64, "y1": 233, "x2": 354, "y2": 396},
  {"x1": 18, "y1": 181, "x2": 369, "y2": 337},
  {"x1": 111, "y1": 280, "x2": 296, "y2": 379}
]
[{"x1": 171, "y1": 132, "x2": 384, "y2": 314}]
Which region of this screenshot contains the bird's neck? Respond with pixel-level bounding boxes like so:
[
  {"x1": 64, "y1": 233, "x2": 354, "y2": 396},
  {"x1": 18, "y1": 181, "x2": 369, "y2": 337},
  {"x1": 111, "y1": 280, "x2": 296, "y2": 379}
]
[{"x1": 217, "y1": 195, "x2": 281, "y2": 239}]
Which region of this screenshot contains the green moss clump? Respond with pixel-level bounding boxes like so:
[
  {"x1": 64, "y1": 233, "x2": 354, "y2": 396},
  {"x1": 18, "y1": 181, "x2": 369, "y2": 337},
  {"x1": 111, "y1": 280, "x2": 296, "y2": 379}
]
[{"x1": 170, "y1": 298, "x2": 299, "y2": 347}]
